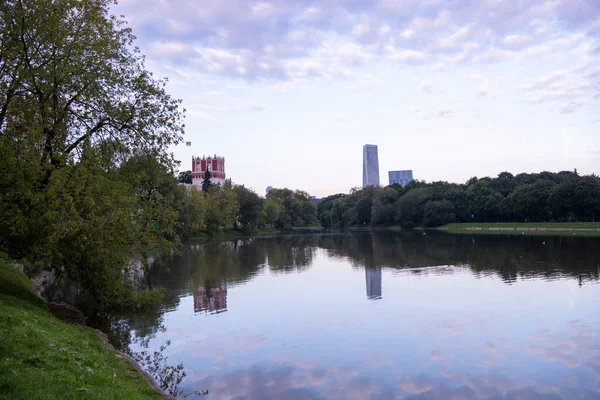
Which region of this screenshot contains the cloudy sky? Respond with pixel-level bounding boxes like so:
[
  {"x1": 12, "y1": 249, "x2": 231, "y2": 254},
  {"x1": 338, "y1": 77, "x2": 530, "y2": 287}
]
[{"x1": 114, "y1": 0, "x2": 599, "y2": 197}]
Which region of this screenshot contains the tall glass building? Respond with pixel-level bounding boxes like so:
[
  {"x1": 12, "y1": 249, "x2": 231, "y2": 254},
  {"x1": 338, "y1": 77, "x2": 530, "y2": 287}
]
[
  {"x1": 362, "y1": 144, "x2": 380, "y2": 187},
  {"x1": 388, "y1": 170, "x2": 414, "y2": 187}
]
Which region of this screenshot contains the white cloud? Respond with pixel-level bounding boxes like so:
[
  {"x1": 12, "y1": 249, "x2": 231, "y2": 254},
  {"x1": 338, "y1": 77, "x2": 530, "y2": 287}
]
[
  {"x1": 112, "y1": 0, "x2": 600, "y2": 119},
  {"x1": 388, "y1": 49, "x2": 427, "y2": 64},
  {"x1": 421, "y1": 81, "x2": 434, "y2": 94}
]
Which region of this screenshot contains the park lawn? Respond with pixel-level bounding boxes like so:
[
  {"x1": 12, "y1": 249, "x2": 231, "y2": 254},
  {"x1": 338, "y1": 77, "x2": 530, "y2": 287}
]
[
  {"x1": 440, "y1": 229, "x2": 600, "y2": 237},
  {"x1": 0, "y1": 252, "x2": 163, "y2": 400},
  {"x1": 441, "y1": 222, "x2": 600, "y2": 229}
]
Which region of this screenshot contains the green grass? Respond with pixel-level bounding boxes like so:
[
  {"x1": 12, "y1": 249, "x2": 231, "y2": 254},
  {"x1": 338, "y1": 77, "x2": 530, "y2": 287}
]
[
  {"x1": 441, "y1": 222, "x2": 600, "y2": 229},
  {"x1": 440, "y1": 229, "x2": 600, "y2": 237},
  {"x1": 0, "y1": 252, "x2": 162, "y2": 400},
  {"x1": 439, "y1": 222, "x2": 600, "y2": 236}
]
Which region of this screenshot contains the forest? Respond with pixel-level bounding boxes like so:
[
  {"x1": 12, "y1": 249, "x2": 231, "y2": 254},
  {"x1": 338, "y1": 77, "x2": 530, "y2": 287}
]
[{"x1": 317, "y1": 171, "x2": 600, "y2": 229}]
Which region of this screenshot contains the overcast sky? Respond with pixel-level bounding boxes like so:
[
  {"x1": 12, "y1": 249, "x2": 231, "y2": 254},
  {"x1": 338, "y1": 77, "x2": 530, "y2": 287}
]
[{"x1": 114, "y1": 0, "x2": 599, "y2": 197}]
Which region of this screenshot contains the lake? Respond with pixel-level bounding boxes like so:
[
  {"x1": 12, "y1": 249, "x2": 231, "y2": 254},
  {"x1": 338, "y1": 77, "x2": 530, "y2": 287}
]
[{"x1": 101, "y1": 231, "x2": 600, "y2": 399}]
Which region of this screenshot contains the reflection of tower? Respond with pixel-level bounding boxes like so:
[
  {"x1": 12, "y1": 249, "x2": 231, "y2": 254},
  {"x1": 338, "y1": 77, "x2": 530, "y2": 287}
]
[
  {"x1": 193, "y1": 281, "x2": 227, "y2": 314},
  {"x1": 365, "y1": 268, "x2": 382, "y2": 300}
]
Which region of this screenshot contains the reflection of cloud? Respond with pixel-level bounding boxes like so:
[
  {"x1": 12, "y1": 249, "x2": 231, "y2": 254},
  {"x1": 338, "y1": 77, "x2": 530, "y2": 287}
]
[
  {"x1": 528, "y1": 322, "x2": 600, "y2": 373},
  {"x1": 178, "y1": 355, "x2": 600, "y2": 400},
  {"x1": 400, "y1": 376, "x2": 434, "y2": 394},
  {"x1": 430, "y1": 348, "x2": 443, "y2": 361},
  {"x1": 437, "y1": 319, "x2": 462, "y2": 335},
  {"x1": 485, "y1": 341, "x2": 497, "y2": 353},
  {"x1": 231, "y1": 334, "x2": 270, "y2": 353}
]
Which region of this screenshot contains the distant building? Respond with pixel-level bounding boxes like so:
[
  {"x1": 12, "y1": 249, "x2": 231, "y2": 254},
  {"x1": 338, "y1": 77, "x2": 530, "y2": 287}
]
[
  {"x1": 363, "y1": 144, "x2": 380, "y2": 187},
  {"x1": 365, "y1": 268, "x2": 382, "y2": 300},
  {"x1": 389, "y1": 170, "x2": 414, "y2": 187},
  {"x1": 192, "y1": 155, "x2": 226, "y2": 187}
]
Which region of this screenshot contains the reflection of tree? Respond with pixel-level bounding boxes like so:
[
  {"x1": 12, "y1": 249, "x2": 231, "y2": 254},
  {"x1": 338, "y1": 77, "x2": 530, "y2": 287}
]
[
  {"x1": 317, "y1": 231, "x2": 600, "y2": 284},
  {"x1": 131, "y1": 340, "x2": 186, "y2": 397},
  {"x1": 94, "y1": 232, "x2": 599, "y2": 397},
  {"x1": 265, "y1": 235, "x2": 318, "y2": 273},
  {"x1": 88, "y1": 311, "x2": 186, "y2": 397}
]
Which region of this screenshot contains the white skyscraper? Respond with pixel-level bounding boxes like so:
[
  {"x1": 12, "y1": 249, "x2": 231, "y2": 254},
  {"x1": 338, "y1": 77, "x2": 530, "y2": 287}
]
[{"x1": 362, "y1": 144, "x2": 380, "y2": 187}]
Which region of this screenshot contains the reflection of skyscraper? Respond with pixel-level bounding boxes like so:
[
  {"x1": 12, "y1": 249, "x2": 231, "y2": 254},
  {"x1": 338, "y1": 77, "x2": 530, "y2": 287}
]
[
  {"x1": 365, "y1": 268, "x2": 382, "y2": 300},
  {"x1": 193, "y1": 281, "x2": 227, "y2": 314},
  {"x1": 363, "y1": 144, "x2": 380, "y2": 187}
]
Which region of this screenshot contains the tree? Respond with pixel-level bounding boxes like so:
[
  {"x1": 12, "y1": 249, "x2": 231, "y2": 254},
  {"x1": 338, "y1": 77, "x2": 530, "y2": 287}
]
[
  {"x1": 178, "y1": 170, "x2": 192, "y2": 184},
  {"x1": 233, "y1": 185, "x2": 264, "y2": 229},
  {"x1": 177, "y1": 185, "x2": 206, "y2": 238},
  {"x1": 370, "y1": 187, "x2": 398, "y2": 226},
  {"x1": 203, "y1": 181, "x2": 238, "y2": 231},
  {"x1": 490, "y1": 172, "x2": 516, "y2": 197},
  {"x1": 0, "y1": 0, "x2": 185, "y2": 308},
  {"x1": 266, "y1": 189, "x2": 317, "y2": 229},
  {"x1": 397, "y1": 188, "x2": 431, "y2": 228},
  {"x1": 507, "y1": 180, "x2": 555, "y2": 222},
  {"x1": 467, "y1": 181, "x2": 505, "y2": 222},
  {"x1": 423, "y1": 200, "x2": 456, "y2": 227},
  {"x1": 263, "y1": 197, "x2": 282, "y2": 227},
  {"x1": 0, "y1": 0, "x2": 184, "y2": 173},
  {"x1": 201, "y1": 170, "x2": 212, "y2": 192}
]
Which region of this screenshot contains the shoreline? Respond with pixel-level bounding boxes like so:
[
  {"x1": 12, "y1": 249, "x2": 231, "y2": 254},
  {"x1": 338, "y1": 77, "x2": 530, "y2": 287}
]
[
  {"x1": 437, "y1": 222, "x2": 600, "y2": 236},
  {"x1": 0, "y1": 253, "x2": 172, "y2": 399}
]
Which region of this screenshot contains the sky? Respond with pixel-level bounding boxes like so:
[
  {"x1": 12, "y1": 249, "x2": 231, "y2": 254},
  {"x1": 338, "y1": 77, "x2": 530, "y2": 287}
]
[{"x1": 113, "y1": 0, "x2": 600, "y2": 197}]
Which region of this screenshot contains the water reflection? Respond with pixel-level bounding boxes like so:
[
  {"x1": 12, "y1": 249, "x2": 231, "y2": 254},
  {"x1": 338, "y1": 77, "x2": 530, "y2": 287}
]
[
  {"x1": 104, "y1": 232, "x2": 600, "y2": 399},
  {"x1": 365, "y1": 268, "x2": 382, "y2": 300},
  {"x1": 193, "y1": 281, "x2": 227, "y2": 314}
]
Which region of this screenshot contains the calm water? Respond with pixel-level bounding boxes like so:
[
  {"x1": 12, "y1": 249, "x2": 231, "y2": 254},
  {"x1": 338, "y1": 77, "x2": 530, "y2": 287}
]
[{"x1": 103, "y1": 232, "x2": 600, "y2": 399}]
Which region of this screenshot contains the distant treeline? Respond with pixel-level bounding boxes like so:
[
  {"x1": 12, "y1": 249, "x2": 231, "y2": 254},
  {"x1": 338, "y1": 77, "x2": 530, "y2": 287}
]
[
  {"x1": 177, "y1": 171, "x2": 318, "y2": 235},
  {"x1": 317, "y1": 171, "x2": 600, "y2": 229}
]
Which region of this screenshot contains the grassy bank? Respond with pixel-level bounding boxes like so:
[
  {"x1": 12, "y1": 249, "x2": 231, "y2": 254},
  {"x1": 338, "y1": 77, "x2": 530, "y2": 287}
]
[
  {"x1": 0, "y1": 252, "x2": 163, "y2": 400},
  {"x1": 439, "y1": 222, "x2": 600, "y2": 236},
  {"x1": 442, "y1": 222, "x2": 600, "y2": 229}
]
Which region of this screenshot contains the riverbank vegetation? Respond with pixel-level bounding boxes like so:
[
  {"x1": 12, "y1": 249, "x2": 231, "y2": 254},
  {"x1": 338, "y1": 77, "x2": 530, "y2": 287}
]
[
  {"x1": 0, "y1": 255, "x2": 162, "y2": 399},
  {"x1": 0, "y1": 0, "x2": 318, "y2": 310},
  {"x1": 317, "y1": 171, "x2": 600, "y2": 230}
]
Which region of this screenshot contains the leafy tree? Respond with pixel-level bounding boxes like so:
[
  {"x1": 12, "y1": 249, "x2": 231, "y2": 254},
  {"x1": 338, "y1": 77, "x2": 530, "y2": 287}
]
[
  {"x1": 573, "y1": 176, "x2": 600, "y2": 221},
  {"x1": 319, "y1": 211, "x2": 333, "y2": 229},
  {"x1": 0, "y1": 0, "x2": 185, "y2": 308},
  {"x1": 0, "y1": 0, "x2": 184, "y2": 173},
  {"x1": 317, "y1": 194, "x2": 345, "y2": 219},
  {"x1": 263, "y1": 197, "x2": 282, "y2": 227},
  {"x1": 423, "y1": 200, "x2": 456, "y2": 227},
  {"x1": 233, "y1": 185, "x2": 264, "y2": 229},
  {"x1": 203, "y1": 181, "x2": 238, "y2": 231},
  {"x1": 507, "y1": 180, "x2": 555, "y2": 222},
  {"x1": 370, "y1": 187, "x2": 398, "y2": 225},
  {"x1": 349, "y1": 196, "x2": 372, "y2": 225},
  {"x1": 266, "y1": 189, "x2": 317, "y2": 229},
  {"x1": 178, "y1": 170, "x2": 193, "y2": 184},
  {"x1": 316, "y1": 170, "x2": 600, "y2": 228},
  {"x1": 490, "y1": 172, "x2": 516, "y2": 197},
  {"x1": 467, "y1": 181, "x2": 505, "y2": 222},
  {"x1": 177, "y1": 186, "x2": 206, "y2": 238},
  {"x1": 397, "y1": 188, "x2": 431, "y2": 228},
  {"x1": 201, "y1": 170, "x2": 212, "y2": 192}
]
